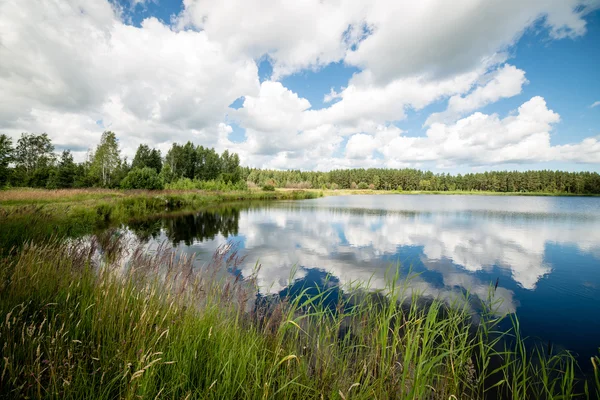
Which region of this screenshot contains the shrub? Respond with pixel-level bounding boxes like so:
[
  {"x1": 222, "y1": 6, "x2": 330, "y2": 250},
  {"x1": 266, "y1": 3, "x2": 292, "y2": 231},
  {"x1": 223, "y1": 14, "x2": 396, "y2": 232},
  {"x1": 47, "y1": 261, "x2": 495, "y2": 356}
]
[
  {"x1": 121, "y1": 167, "x2": 164, "y2": 190},
  {"x1": 284, "y1": 181, "x2": 312, "y2": 189},
  {"x1": 357, "y1": 182, "x2": 369, "y2": 190},
  {"x1": 397, "y1": 185, "x2": 403, "y2": 192},
  {"x1": 164, "y1": 177, "x2": 196, "y2": 190},
  {"x1": 165, "y1": 178, "x2": 248, "y2": 191},
  {"x1": 262, "y1": 184, "x2": 275, "y2": 191},
  {"x1": 246, "y1": 181, "x2": 258, "y2": 189},
  {"x1": 350, "y1": 182, "x2": 358, "y2": 189}
]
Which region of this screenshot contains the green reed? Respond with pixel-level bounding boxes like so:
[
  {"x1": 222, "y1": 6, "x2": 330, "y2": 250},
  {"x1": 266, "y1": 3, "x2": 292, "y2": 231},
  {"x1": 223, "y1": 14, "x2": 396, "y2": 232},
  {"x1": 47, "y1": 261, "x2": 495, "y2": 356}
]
[{"x1": 0, "y1": 235, "x2": 597, "y2": 399}]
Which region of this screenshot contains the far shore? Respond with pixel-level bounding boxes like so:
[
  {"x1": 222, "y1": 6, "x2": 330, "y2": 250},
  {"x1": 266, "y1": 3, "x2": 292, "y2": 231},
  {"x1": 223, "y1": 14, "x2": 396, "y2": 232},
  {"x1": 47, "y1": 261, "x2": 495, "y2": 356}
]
[{"x1": 275, "y1": 187, "x2": 600, "y2": 197}]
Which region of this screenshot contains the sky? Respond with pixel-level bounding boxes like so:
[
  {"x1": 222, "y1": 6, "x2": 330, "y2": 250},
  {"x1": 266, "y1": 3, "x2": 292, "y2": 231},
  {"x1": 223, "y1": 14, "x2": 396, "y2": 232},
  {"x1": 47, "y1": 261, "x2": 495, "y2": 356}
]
[{"x1": 1, "y1": 0, "x2": 599, "y2": 173}]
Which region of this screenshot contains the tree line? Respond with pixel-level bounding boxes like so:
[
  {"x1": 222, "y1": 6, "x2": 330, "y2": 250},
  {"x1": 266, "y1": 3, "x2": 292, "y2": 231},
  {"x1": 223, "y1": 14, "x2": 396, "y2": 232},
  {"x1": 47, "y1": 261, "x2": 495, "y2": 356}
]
[
  {"x1": 243, "y1": 168, "x2": 600, "y2": 194},
  {"x1": 0, "y1": 132, "x2": 242, "y2": 190},
  {"x1": 1, "y1": 132, "x2": 599, "y2": 194}
]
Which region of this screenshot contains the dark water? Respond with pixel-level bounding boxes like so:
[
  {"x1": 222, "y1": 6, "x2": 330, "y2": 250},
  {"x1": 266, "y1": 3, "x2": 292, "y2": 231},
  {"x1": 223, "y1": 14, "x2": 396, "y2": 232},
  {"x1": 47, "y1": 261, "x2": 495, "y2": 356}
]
[{"x1": 127, "y1": 195, "x2": 600, "y2": 363}]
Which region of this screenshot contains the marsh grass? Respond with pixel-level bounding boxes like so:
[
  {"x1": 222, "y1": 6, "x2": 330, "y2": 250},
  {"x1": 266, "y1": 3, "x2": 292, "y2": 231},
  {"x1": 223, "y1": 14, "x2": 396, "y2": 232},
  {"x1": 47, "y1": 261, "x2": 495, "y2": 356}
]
[
  {"x1": 1, "y1": 234, "x2": 597, "y2": 399},
  {"x1": 0, "y1": 189, "x2": 319, "y2": 253},
  {"x1": 0, "y1": 188, "x2": 126, "y2": 205}
]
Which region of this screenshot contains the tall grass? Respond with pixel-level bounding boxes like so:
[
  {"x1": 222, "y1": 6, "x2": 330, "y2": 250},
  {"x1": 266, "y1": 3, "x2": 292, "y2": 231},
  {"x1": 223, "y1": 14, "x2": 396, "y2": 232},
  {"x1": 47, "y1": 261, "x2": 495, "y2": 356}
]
[
  {"x1": 1, "y1": 235, "x2": 596, "y2": 399},
  {"x1": 0, "y1": 189, "x2": 320, "y2": 253}
]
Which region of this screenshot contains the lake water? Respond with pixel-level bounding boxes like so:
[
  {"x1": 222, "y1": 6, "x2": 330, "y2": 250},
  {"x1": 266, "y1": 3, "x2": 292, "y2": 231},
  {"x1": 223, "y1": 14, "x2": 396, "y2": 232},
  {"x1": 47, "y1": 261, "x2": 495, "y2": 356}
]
[{"x1": 127, "y1": 195, "x2": 600, "y2": 364}]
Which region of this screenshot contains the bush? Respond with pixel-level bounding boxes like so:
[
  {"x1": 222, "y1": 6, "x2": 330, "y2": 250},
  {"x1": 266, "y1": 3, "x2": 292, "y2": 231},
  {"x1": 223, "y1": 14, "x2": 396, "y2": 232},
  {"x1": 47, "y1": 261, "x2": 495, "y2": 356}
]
[
  {"x1": 165, "y1": 178, "x2": 248, "y2": 191},
  {"x1": 350, "y1": 182, "x2": 358, "y2": 189},
  {"x1": 246, "y1": 181, "x2": 259, "y2": 189},
  {"x1": 121, "y1": 167, "x2": 164, "y2": 190},
  {"x1": 164, "y1": 177, "x2": 196, "y2": 190},
  {"x1": 262, "y1": 184, "x2": 275, "y2": 191},
  {"x1": 284, "y1": 181, "x2": 312, "y2": 189},
  {"x1": 357, "y1": 182, "x2": 369, "y2": 190}
]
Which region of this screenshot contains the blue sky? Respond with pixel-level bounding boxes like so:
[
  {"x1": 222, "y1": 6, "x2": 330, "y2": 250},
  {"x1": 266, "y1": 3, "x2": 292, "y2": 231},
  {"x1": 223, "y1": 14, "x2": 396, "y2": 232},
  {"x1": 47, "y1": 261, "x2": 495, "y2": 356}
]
[{"x1": 1, "y1": 0, "x2": 599, "y2": 172}]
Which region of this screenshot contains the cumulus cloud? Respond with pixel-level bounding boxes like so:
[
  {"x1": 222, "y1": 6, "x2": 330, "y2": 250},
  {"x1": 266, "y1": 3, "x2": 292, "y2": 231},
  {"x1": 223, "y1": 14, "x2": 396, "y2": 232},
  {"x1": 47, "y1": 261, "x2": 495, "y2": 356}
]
[
  {"x1": 178, "y1": 0, "x2": 597, "y2": 84},
  {"x1": 383, "y1": 96, "x2": 568, "y2": 167},
  {"x1": 0, "y1": 0, "x2": 258, "y2": 160},
  {"x1": 425, "y1": 65, "x2": 528, "y2": 126},
  {"x1": 342, "y1": 0, "x2": 597, "y2": 85},
  {"x1": 175, "y1": 0, "x2": 361, "y2": 80},
  {"x1": 1, "y1": 0, "x2": 599, "y2": 169}
]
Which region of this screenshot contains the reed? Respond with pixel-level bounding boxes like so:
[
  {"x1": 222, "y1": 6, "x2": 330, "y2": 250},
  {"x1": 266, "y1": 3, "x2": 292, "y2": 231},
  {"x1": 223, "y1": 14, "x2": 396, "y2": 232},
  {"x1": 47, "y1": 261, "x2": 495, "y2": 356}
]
[{"x1": 0, "y1": 234, "x2": 596, "y2": 399}]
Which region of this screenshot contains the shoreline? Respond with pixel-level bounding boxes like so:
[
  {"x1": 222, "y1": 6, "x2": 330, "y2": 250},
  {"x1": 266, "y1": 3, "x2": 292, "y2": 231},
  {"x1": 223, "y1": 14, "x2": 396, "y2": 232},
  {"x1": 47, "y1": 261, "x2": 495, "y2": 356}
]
[
  {"x1": 281, "y1": 188, "x2": 600, "y2": 197},
  {"x1": 0, "y1": 189, "x2": 320, "y2": 252}
]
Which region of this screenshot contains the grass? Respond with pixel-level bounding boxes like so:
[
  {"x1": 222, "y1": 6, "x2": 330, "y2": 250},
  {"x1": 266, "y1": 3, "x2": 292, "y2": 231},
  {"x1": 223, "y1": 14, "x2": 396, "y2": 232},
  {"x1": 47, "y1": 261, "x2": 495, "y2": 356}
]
[
  {"x1": 0, "y1": 188, "x2": 320, "y2": 252},
  {"x1": 1, "y1": 234, "x2": 598, "y2": 399},
  {"x1": 0, "y1": 188, "x2": 126, "y2": 205},
  {"x1": 0, "y1": 188, "x2": 321, "y2": 207}
]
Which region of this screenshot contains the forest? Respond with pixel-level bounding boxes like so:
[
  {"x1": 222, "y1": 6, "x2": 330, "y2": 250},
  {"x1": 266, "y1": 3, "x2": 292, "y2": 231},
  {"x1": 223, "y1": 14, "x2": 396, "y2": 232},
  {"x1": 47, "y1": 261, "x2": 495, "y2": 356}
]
[
  {"x1": 1, "y1": 131, "x2": 600, "y2": 194},
  {"x1": 0, "y1": 132, "x2": 244, "y2": 191}
]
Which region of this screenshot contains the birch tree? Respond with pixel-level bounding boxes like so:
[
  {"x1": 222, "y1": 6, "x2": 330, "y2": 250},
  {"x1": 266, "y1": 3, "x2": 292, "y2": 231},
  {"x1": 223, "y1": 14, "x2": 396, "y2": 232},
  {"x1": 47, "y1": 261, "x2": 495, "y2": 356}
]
[{"x1": 91, "y1": 131, "x2": 121, "y2": 187}]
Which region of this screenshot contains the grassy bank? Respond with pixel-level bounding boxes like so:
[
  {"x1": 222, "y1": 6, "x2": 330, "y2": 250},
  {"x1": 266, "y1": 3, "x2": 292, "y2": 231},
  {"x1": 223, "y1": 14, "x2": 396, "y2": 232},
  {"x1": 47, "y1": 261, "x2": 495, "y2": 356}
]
[
  {"x1": 0, "y1": 188, "x2": 320, "y2": 253},
  {"x1": 0, "y1": 236, "x2": 598, "y2": 399}
]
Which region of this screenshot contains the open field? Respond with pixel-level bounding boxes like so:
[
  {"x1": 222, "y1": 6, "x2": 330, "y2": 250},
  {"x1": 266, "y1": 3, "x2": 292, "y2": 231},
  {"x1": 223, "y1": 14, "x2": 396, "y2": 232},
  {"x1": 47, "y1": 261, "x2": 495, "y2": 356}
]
[{"x1": 1, "y1": 235, "x2": 598, "y2": 399}]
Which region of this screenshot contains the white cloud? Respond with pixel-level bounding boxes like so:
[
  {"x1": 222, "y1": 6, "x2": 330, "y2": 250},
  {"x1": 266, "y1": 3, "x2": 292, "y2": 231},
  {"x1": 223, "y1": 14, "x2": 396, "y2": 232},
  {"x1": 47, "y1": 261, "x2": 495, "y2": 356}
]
[
  {"x1": 382, "y1": 96, "x2": 568, "y2": 166},
  {"x1": 343, "y1": 1, "x2": 596, "y2": 85},
  {"x1": 176, "y1": 0, "x2": 361, "y2": 80},
  {"x1": 0, "y1": 0, "x2": 258, "y2": 160},
  {"x1": 178, "y1": 0, "x2": 597, "y2": 84},
  {"x1": 1, "y1": 0, "x2": 599, "y2": 169},
  {"x1": 590, "y1": 101, "x2": 600, "y2": 108},
  {"x1": 425, "y1": 64, "x2": 528, "y2": 126},
  {"x1": 345, "y1": 126, "x2": 404, "y2": 160},
  {"x1": 346, "y1": 133, "x2": 379, "y2": 159},
  {"x1": 378, "y1": 96, "x2": 600, "y2": 168}
]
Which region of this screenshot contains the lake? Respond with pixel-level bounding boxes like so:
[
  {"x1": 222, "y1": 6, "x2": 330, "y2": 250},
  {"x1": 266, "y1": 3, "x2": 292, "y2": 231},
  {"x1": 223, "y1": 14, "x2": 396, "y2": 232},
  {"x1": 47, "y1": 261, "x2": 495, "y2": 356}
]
[{"x1": 126, "y1": 194, "x2": 600, "y2": 365}]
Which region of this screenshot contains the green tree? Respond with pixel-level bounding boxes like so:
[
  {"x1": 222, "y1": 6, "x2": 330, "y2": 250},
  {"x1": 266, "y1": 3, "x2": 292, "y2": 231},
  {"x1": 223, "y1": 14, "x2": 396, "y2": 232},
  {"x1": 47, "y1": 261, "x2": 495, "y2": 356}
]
[
  {"x1": 14, "y1": 133, "x2": 56, "y2": 187},
  {"x1": 56, "y1": 150, "x2": 76, "y2": 188},
  {"x1": 91, "y1": 131, "x2": 121, "y2": 187},
  {"x1": 195, "y1": 146, "x2": 221, "y2": 181},
  {"x1": 148, "y1": 148, "x2": 162, "y2": 173},
  {"x1": 121, "y1": 167, "x2": 164, "y2": 190},
  {"x1": 0, "y1": 134, "x2": 13, "y2": 187},
  {"x1": 131, "y1": 144, "x2": 162, "y2": 173},
  {"x1": 220, "y1": 149, "x2": 241, "y2": 182},
  {"x1": 131, "y1": 144, "x2": 152, "y2": 170},
  {"x1": 159, "y1": 163, "x2": 175, "y2": 184}
]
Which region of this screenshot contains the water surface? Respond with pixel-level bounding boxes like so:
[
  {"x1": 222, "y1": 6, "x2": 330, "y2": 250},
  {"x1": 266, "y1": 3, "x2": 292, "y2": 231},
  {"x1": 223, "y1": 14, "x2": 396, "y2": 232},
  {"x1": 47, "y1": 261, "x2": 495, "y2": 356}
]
[{"x1": 127, "y1": 195, "x2": 600, "y2": 363}]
